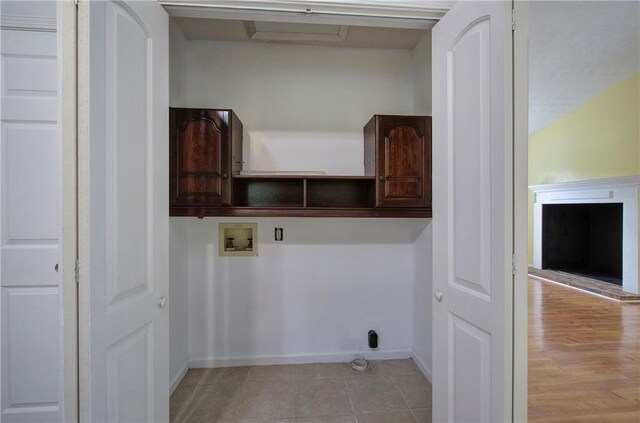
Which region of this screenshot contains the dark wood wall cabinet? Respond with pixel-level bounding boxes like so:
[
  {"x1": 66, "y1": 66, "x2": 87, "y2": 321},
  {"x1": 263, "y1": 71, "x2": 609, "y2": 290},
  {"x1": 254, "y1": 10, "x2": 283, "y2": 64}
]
[
  {"x1": 170, "y1": 108, "x2": 243, "y2": 207},
  {"x1": 364, "y1": 115, "x2": 431, "y2": 208},
  {"x1": 170, "y1": 111, "x2": 431, "y2": 218}
]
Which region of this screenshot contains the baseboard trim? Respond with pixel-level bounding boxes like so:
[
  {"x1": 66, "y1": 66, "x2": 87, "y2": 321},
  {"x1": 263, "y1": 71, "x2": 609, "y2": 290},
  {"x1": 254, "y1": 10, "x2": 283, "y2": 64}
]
[
  {"x1": 411, "y1": 349, "x2": 432, "y2": 383},
  {"x1": 189, "y1": 349, "x2": 412, "y2": 368},
  {"x1": 170, "y1": 363, "x2": 189, "y2": 395}
]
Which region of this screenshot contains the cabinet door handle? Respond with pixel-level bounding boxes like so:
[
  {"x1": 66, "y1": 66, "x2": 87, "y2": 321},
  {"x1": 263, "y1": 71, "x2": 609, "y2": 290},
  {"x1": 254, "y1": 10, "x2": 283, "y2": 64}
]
[
  {"x1": 379, "y1": 174, "x2": 386, "y2": 183},
  {"x1": 222, "y1": 172, "x2": 228, "y2": 179}
]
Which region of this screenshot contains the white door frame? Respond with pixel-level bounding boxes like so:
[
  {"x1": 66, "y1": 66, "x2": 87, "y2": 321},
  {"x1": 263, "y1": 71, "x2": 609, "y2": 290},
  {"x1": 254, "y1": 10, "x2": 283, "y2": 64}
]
[
  {"x1": 59, "y1": 0, "x2": 79, "y2": 421},
  {"x1": 431, "y1": 1, "x2": 528, "y2": 420},
  {"x1": 512, "y1": 1, "x2": 529, "y2": 421},
  {"x1": 77, "y1": 0, "x2": 91, "y2": 419}
]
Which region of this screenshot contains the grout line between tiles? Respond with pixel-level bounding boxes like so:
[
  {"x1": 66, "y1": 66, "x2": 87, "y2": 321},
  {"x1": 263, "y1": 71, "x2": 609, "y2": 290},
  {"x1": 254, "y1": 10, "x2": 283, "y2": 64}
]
[
  {"x1": 174, "y1": 361, "x2": 427, "y2": 423},
  {"x1": 293, "y1": 365, "x2": 300, "y2": 419},
  {"x1": 294, "y1": 377, "x2": 299, "y2": 419},
  {"x1": 344, "y1": 375, "x2": 359, "y2": 423},
  {"x1": 235, "y1": 368, "x2": 251, "y2": 422},
  {"x1": 173, "y1": 369, "x2": 208, "y2": 423},
  {"x1": 390, "y1": 372, "x2": 418, "y2": 422}
]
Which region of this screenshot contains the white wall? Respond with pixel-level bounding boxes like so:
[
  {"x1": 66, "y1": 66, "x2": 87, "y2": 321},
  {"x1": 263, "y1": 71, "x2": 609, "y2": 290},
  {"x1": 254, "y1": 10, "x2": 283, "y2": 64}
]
[
  {"x1": 168, "y1": 23, "x2": 433, "y2": 375},
  {"x1": 169, "y1": 19, "x2": 188, "y2": 106},
  {"x1": 175, "y1": 39, "x2": 416, "y2": 174},
  {"x1": 413, "y1": 32, "x2": 432, "y2": 115},
  {"x1": 169, "y1": 218, "x2": 190, "y2": 391},
  {"x1": 168, "y1": 19, "x2": 191, "y2": 391},
  {"x1": 412, "y1": 32, "x2": 432, "y2": 378},
  {"x1": 186, "y1": 218, "x2": 427, "y2": 366},
  {"x1": 412, "y1": 223, "x2": 433, "y2": 379}
]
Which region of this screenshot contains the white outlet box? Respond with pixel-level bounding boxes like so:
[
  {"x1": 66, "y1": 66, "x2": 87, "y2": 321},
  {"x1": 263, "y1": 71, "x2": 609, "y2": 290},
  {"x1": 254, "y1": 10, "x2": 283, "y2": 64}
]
[{"x1": 219, "y1": 222, "x2": 258, "y2": 257}]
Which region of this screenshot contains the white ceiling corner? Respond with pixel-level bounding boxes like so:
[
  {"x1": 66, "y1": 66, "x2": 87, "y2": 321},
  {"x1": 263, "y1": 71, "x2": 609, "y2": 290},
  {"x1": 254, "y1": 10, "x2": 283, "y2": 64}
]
[
  {"x1": 166, "y1": 0, "x2": 444, "y2": 48},
  {"x1": 529, "y1": 1, "x2": 640, "y2": 135}
]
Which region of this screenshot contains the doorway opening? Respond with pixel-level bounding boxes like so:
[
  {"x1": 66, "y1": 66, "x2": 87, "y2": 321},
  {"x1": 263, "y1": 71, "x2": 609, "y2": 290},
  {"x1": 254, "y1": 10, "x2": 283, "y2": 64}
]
[{"x1": 527, "y1": 1, "x2": 640, "y2": 421}]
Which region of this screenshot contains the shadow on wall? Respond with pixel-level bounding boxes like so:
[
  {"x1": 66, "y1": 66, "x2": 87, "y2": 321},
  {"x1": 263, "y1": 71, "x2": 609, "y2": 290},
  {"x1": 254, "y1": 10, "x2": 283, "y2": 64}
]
[
  {"x1": 210, "y1": 242, "x2": 285, "y2": 364},
  {"x1": 245, "y1": 131, "x2": 364, "y2": 175}
]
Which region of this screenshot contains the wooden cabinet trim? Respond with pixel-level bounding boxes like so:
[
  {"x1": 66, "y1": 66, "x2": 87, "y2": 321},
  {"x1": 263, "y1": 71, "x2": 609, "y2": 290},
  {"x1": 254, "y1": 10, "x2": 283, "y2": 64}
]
[
  {"x1": 171, "y1": 111, "x2": 431, "y2": 217},
  {"x1": 364, "y1": 115, "x2": 432, "y2": 208},
  {"x1": 170, "y1": 107, "x2": 238, "y2": 207}
]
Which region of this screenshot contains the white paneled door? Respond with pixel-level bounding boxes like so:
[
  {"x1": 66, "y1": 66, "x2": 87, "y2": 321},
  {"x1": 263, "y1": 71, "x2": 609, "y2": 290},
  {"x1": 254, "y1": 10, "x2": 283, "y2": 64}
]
[
  {"x1": 84, "y1": 0, "x2": 169, "y2": 421},
  {"x1": 0, "y1": 4, "x2": 62, "y2": 421},
  {"x1": 432, "y1": 1, "x2": 514, "y2": 422}
]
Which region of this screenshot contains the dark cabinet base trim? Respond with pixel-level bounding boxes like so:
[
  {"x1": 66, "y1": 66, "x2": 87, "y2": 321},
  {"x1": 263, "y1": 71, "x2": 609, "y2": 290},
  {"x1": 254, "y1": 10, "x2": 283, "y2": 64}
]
[{"x1": 170, "y1": 207, "x2": 432, "y2": 218}]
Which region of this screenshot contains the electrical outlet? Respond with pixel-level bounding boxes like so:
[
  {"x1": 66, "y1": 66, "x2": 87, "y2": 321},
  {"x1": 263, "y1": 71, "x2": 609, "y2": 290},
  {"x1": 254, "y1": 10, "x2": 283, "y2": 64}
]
[{"x1": 275, "y1": 227, "x2": 283, "y2": 241}]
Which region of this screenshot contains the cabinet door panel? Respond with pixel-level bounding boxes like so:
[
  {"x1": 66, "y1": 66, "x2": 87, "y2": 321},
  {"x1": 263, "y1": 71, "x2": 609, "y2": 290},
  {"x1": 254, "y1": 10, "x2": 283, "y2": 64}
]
[
  {"x1": 178, "y1": 175, "x2": 222, "y2": 198},
  {"x1": 170, "y1": 108, "x2": 231, "y2": 206},
  {"x1": 179, "y1": 118, "x2": 222, "y2": 174},
  {"x1": 385, "y1": 126, "x2": 422, "y2": 177},
  {"x1": 384, "y1": 177, "x2": 423, "y2": 199},
  {"x1": 377, "y1": 116, "x2": 430, "y2": 207}
]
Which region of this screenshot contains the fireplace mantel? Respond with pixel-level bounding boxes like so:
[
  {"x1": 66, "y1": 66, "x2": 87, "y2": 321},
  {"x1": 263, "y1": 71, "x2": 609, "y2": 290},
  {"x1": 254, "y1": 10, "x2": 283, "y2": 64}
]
[{"x1": 530, "y1": 176, "x2": 640, "y2": 294}]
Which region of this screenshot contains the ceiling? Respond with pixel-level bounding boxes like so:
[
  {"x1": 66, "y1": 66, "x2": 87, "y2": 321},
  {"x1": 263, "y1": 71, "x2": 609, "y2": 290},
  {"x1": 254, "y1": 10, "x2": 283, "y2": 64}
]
[
  {"x1": 529, "y1": 1, "x2": 640, "y2": 134},
  {"x1": 170, "y1": 1, "x2": 640, "y2": 128},
  {"x1": 174, "y1": 17, "x2": 427, "y2": 49},
  {"x1": 164, "y1": 0, "x2": 445, "y2": 49}
]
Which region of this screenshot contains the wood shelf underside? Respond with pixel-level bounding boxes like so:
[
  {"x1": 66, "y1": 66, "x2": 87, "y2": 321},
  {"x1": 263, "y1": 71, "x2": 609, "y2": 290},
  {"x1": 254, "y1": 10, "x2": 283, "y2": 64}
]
[
  {"x1": 170, "y1": 175, "x2": 431, "y2": 218},
  {"x1": 170, "y1": 206, "x2": 432, "y2": 218}
]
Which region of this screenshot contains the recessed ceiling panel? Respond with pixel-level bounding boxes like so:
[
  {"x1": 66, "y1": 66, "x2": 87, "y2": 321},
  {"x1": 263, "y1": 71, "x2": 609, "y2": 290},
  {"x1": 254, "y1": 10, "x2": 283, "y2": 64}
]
[{"x1": 253, "y1": 21, "x2": 341, "y2": 35}]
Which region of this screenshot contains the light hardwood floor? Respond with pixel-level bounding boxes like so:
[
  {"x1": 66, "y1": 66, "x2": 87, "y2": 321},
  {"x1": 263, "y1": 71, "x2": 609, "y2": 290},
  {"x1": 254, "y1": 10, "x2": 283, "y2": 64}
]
[{"x1": 528, "y1": 277, "x2": 640, "y2": 422}]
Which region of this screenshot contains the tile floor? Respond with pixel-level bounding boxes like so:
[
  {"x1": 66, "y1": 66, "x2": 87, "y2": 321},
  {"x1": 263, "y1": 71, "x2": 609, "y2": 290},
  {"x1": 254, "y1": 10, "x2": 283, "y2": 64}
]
[{"x1": 171, "y1": 359, "x2": 432, "y2": 423}]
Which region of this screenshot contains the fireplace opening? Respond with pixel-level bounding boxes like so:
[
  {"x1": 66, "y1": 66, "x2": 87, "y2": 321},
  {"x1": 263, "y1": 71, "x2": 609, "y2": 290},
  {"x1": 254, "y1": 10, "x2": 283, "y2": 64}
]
[{"x1": 542, "y1": 203, "x2": 623, "y2": 286}]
